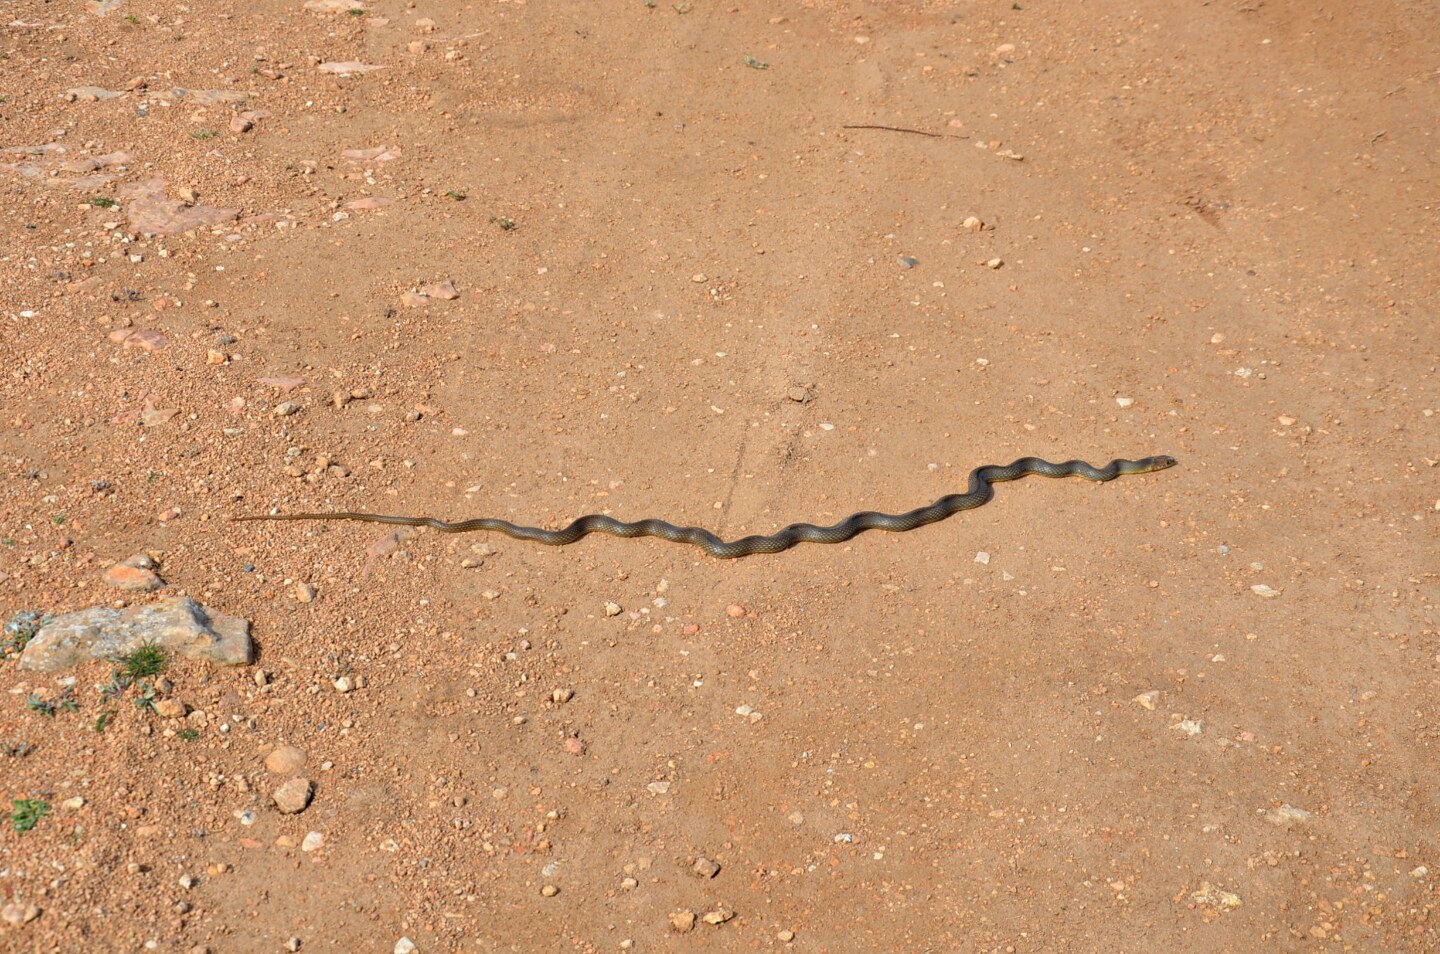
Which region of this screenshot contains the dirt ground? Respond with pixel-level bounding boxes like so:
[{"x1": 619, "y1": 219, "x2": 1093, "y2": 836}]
[{"x1": 1, "y1": 0, "x2": 1437, "y2": 951}]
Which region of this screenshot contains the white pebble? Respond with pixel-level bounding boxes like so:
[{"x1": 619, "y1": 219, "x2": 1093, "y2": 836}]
[
  {"x1": 1115, "y1": 396, "x2": 1134, "y2": 408},
  {"x1": 974, "y1": 552, "x2": 990, "y2": 564},
  {"x1": 394, "y1": 939, "x2": 417, "y2": 954}
]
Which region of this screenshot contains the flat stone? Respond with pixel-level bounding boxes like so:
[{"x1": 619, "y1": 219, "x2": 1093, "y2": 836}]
[
  {"x1": 669, "y1": 911, "x2": 696, "y2": 934},
  {"x1": 119, "y1": 178, "x2": 239, "y2": 236},
  {"x1": 692, "y1": 857, "x2": 721, "y2": 879},
  {"x1": 701, "y1": 909, "x2": 735, "y2": 925},
  {"x1": 1263, "y1": 804, "x2": 1315, "y2": 829},
  {"x1": 18, "y1": 597, "x2": 253, "y2": 671}
]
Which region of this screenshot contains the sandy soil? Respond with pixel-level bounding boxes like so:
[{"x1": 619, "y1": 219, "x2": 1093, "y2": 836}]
[{"x1": 2, "y1": 0, "x2": 1437, "y2": 951}]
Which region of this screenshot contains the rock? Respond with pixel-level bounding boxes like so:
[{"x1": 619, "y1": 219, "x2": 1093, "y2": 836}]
[
  {"x1": 265, "y1": 745, "x2": 307, "y2": 774},
  {"x1": 345, "y1": 197, "x2": 391, "y2": 211},
  {"x1": 293, "y1": 582, "x2": 317, "y2": 603},
  {"x1": 285, "y1": 939, "x2": 301, "y2": 953},
  {"x1": 1172, "y1": 719, "x2": 1203, "y2": 736},
  {"x1": 119, "y1": 178, "x2": 238, "y2": 236},
  {"x1": 564, "y1": 737, "x2": 586, "y2": 756},
  {"x1": 109, "y1": 328, "x2": 170, "y2": 352},
  {"x1": 725, "y1": 604, "x2": 746, "y2": 618},
  {"x1": 778, "y1": 930, "x2": 795, "y2": 943},
  {"x1": 1132, "y1": 691, "x2": 1160, "y2": 710},
  {"x1": 272, "y1": 778, "x2": 314, "y2": 814},
  {"x1": 550, "y1": 688, "x2": 573, "y2": 704},
  {"x1": 897, "y1": 255, "x2": 919, "y2": 269},
  {"x1": 333, "y1": 676, "x2": 354, "y2": 693},
  {"x1": 963, "y1": 216, "x2": 983, "y2": 231},
  {"x1": 317, "y1": 62, "x2": 387, "y2": 75},
  {"x1": 1263, "y1": 804, "x2": 1314, "y2": 828},
  {"x1": 692, "y1": 857, "x2": 721, "y2": 879},
  {"x1": 60, "y1": 796, "x2": 85, "y2": 811},
  {"x1": 669, "y1": 911, "x2": 696, "y2": 933},
  {"x1": 104, "y1": 560, "x2": 165, "y2": 591},
  {"x1": 1251, "y1": 584, "x2": 1281, "y2": 598},
  {"x1": 604, "y1": 602, "x2": 622, "y2": 617},
  {"x1": 540, "y1": 884, "x2": 558, "y2": 897},
  {"x1": 301, "y1": 831, "x2": 325, "y2": 852},
  {"x1": 305, "y1": 0, "x2": 365, "y2": 11},
  {"x1": 786, "y1": 386, "x2": 810, "y2": 403},
  {"x1": 702, "y1": 909, "x2": 735, "y2": 925},
  {"x1": 1190, "y1": 881, "x2": 1242, "y2": 911},
  {"x1": 419, "y1": 280, "x2": 459, "y2": 300},
  {"x1": 153, "y1": 699, "x2": 188, "y2": 719},
  {"x1": 646, "y1": 781, "x2": 671, "y2": 795},
  {"x1": 67, "y1": 86, "x2": 125, "y2": 101},
  {"x1": 1, "y1": 902, "x2": 40, "y2": 926},
  {"x1": 274, "y1": 401, "x2": 301, "y2": 417},
  {"x1": 18, "y1": 597, "x2": 253, "y2": 671},
  {"x1": 985, "y1": 258, "x2": 1004, "y2": 269},
  {"x1": 394, "y1": 939, "x2": 416, "y2": 954},
  {"x1": 228, "y1": 115, "x2": 254, "y2": 134},
  {"x1": 178, "y1": 874, "x2": 197, "y2": 889},
  {"x1": 1115, "y1": 396, "x2": 1134, "y2": 408}
]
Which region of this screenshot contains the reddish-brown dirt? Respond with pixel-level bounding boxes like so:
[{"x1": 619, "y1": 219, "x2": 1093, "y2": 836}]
[{"x1": 1, "y1": 1, "x2": 1436, "y2": 952}]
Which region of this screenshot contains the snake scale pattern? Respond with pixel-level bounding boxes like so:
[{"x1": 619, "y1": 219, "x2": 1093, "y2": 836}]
[{"x1": 234, "y1": 455, "x2": 1177, "y2": 559}]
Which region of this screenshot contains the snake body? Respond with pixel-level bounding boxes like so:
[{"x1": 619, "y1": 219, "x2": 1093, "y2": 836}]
[{"x1": 234, "y1": 455, "x2": 1176, "y2": 559}]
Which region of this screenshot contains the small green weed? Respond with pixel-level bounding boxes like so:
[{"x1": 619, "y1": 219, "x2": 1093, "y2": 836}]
[
  {"x1": 88, "y1": 197, "x2": 118, "y2": 209},
  {"x1": 12, "y1": 799, "x2": 49, "y2": 833},
  {"x1": 116, "y1": 642, "x2": 167, "y2": 680},
  {"x1": 177, "y1": 728, "x2": 200, "y2": 741},
  {"x1": 742, "y1": 54, "x2": 769, "y2": 70},
  {"x1": 491, "y1": 215, "x2": 517, "y2": 231},
  {"x1": 4, "y1": 610, "x2": 48, "y2": 655}
]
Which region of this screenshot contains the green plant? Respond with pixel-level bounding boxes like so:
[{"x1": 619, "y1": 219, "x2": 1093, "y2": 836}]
[
  {"x1": 116, "y1": 642, "x2": 167, "y2": 680},
  {"x1": 89, "y1": 197, "x2": 118, "y2": 209},
  {"x1": 491, "y1": 215, "x2": 517, "y2": 231},
  {"x1": 94, "y1": 712, "x2": 112, "y2": 733},
  {"x1": 189, "y1": 129, "x2": 214, "y2": 141},
  {"x1": 742, "y1": 54, "x2": 769, "y2": 70},
  {"x1": 4, "y1": 610, "x2": 47, "y2": 655},
  {"x1": 26, "y1": 695, "x2": 55, "y2": 717},
  {"x1": 445, "y1": 190, "x2": 467, "y2": 201},
  {"x1": 12, "y1": 799, "x2": 49, "y2": 833},
  {"x1": 177, "y1": 728, "x2": 200, "y2": 741}
]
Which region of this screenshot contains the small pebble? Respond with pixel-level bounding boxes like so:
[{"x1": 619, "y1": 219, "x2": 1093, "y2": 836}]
[
  {"x1": 285, "y1": 939, "x2": 302, "y2": 953},
  {"x1": 1115, "y1": 396, "x2": 1134, "y2": 408},
  {"x1": 974, "y1": 552, "x2": 990, "y2": 565},
  {"x1": 985, "y1": 258, "x2": 1004, "y2": 269},
  {"x1": 551, "y1": 688, "x2": 574, "y2": 704},
  {"x1": 301, "y1": 831, "x2": 325, "y2": 852},
  {"x1": 702, "y1": 909, "x2": 735, "y2": 926},
  {"x1": 1172, "y1": 720, "x2": 1203, "y2": 737},
  {"x1": 293, "y1": 582, "x2": 317, "y2": 603},
  {"x1": 778, "y1": 930, "x2": 795, "y2": 943},
  {"x1": 394, "y1": 940, "x2": 416, "y2": 954},
  {"x1": 725, "y1": 604, "x2": 746, "y2": 618},
  {"x1": 1251, "y1": 584, "x2": 1281, "y2": 598},
  {"x1": 604, "y1": 602, "x2": 622, "y2": 617},
  {"x1": 178, "y1": 874, "x2": 197, "y2": 889},
  {"x1": 647, "y1": 781, "x2": 671, "y2": 795},
  {"x1": 541, "y1": 884, "x2": 559, "y2": 897},
  {"x1": 898, "y1": 255, "x2": 919, "y2": 269},
  {"x1": 1132, "y1": 691, "x2": 1159, "y2": 710},
  {"x1": 61, "y1": 796, "x2": 85, "y2": 811},
  {"x1": 692, "y1": 857, "x2": 721, "y2": 879},
  {"x1": 274, "y1": 401, "x2": 301, "y2": 417},
  {"x1": 963, "y1": 216, "x2": 983, "y2": 231},
  {"x1": 564, "y1": 737, "x2": 586, "y2": 756},
  {"x1": 669, "y1": 911, "x2": 697, "y2": 934},
  {"x1": 334, "y1": 676, "x2": 355, "y2": 693},
  {"x1": 690, "y1": 273, "x2": 707, "y2": 283}
]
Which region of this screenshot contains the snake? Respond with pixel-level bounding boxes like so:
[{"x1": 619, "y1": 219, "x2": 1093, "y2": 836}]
[{"x1": 233, "y1": 455, "x2": 1176, "y2": 560}]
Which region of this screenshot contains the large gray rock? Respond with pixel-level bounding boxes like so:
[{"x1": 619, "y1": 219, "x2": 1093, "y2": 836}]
[{"x1": 18, "y1": 597, "x2": 252, "y2": 672}]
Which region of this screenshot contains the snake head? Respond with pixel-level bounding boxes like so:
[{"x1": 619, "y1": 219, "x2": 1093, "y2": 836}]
[{"x1": 1148, "y1": 455, "x2": 1179, "y2": 472}]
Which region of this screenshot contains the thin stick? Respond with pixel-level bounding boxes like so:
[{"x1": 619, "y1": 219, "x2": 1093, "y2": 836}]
[{"x1": 841, "y1": 124, "x2": 957, "y2": 139}]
